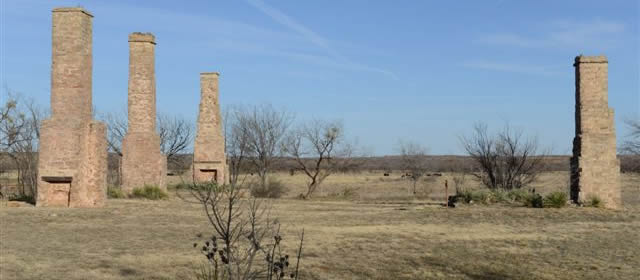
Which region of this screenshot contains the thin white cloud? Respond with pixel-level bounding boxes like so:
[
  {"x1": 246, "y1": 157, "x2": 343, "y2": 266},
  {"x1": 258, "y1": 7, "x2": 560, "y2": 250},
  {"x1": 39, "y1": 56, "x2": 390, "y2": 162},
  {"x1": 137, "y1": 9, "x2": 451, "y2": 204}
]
[
  {"x1": 246, "y1": 0, "x2": 398, "y2": 80},
  {"x1": 199, "y1": 38, "x2": 396, "y2": 77},
  {"x1": 5, "y1": 0, "x2": 397, "y2": 79},
  {"x1": 462, "y1": 60, "x2": 563, "y2": 76},
  {"x1": 246, "y1": 0, "x2": 335, "y2": 57},
  {"x1": 478, "y1": 19, "x2": 625, "y2": 49}
]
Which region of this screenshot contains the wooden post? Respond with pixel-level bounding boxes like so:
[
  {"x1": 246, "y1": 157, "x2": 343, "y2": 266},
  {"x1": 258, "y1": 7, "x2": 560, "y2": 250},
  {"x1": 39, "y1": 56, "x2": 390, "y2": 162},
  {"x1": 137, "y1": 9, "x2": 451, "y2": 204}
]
[{"x1": 444, "y1": 179, "x2": 449, "y2": 207}]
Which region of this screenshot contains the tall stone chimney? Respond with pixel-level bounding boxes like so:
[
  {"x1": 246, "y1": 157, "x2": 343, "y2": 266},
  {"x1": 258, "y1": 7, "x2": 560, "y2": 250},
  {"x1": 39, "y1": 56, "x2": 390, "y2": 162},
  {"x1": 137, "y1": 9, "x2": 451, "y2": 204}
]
[
  {"x1": 121, "y1": 32, "x2": 167, "y2": 192},
  {"x1": 37, "y1": 7, "x2": 107, "y2": 207},
  {"x1": 570, "y1": 55, "x2": 621, "y2": 209},
  {"x1": 192, "y1": 72, "x2": 227, "y2": 184}
]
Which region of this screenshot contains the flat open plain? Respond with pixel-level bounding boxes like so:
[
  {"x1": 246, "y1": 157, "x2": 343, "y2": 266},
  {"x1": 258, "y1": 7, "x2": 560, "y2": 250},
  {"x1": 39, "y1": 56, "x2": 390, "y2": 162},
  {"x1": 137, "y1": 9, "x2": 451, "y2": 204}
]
[{"x1": 1, "y1": 172, "x2": 639, "y2": 279}]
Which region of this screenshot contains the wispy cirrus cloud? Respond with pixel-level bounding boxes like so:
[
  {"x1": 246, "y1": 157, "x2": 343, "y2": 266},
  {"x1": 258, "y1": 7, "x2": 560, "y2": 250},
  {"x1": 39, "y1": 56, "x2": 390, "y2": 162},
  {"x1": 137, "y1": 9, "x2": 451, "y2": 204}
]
[
  {"x1": 461, "y1": 60, "x2": 563, "y2": 76},
  {"x1": 478, "y1": 19, "x2": 625, "y2": 49},
  {"x1": 5, "y1": 0, "x2": 397, "y2": 79},
  {"x1": 246, "y1": 0, "x2": 398, "y2": 80}
]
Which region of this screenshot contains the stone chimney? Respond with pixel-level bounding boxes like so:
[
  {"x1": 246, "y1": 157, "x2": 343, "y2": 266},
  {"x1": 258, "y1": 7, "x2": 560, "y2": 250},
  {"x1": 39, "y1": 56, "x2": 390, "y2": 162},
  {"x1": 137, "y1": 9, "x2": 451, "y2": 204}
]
[
  {"x1": 192, "y1": 72, "x2": 227, "y2": 184},
  {"x1": 37, "y1": 7, "x2": 107, "y2": 207},
  {"x1": 121, "y1": 32, "x2": 167, "y2": 193},
  {"x1": 570, "y1": 55, "x2": 621, "y2": 209}
]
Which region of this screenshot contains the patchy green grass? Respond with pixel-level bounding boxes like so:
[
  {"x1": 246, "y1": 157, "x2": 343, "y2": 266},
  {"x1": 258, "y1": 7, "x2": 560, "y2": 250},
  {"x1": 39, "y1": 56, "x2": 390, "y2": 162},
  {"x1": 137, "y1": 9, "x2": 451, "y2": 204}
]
[
  {"x1": 586, "y1": 195, "x2": 604, "y2": 208},
  {"x1": 130, "y1": 185, "x2": 168, "y2": 200},
  {"x1": 107, "y1": 186, "x2": 126, "y2": 199}
]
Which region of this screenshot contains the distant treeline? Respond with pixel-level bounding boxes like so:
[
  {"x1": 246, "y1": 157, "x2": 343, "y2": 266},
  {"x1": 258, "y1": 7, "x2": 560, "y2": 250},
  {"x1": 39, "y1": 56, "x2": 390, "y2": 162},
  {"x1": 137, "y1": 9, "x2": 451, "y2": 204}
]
[
  {"x1": 120, "y1": 153, "x2": 640, "y2": 174},
  {"x1": 1, "y1": 153, "x2": 637, "y2": 174}
]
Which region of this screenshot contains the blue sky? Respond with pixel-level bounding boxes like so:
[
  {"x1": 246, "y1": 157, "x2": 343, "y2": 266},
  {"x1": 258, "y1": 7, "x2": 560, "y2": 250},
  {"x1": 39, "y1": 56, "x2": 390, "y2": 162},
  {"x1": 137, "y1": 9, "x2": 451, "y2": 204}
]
[{"x1": 1, "y1": 0, "x2": 638, "y2": 155}]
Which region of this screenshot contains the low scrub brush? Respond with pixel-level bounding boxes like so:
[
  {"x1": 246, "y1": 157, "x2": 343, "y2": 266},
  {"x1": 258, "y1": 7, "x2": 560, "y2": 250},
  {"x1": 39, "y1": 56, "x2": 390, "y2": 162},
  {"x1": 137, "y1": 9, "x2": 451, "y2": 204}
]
[
  {"x1": 107, "y1": 186, "x2": 126, "y2": 199},
  {"x1": 130, "y1": 185, "x2": 168, "y2": 200},
  {"x1": 543, "y1": 191, "x2": 568, "y2": 208}
]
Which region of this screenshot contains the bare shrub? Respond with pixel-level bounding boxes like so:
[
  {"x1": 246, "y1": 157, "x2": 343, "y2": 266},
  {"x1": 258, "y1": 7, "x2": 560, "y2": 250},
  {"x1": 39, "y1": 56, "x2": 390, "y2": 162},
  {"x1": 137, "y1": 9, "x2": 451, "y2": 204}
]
[
  {"x1": 249, "y1": 178, "x2": 288, "y2": 199},
  {"x1": 451, "y1": 172, "x2": 467, "y2": 194},
  {"x1": 459, "y1": 122, "x2": 547, "y2": 190},
  {"x1": 185, "y1": 182, "x2": 304, "y2": 279},
  {"x1": 396, "y1": 140, "x2": 428, "y2": 195}
]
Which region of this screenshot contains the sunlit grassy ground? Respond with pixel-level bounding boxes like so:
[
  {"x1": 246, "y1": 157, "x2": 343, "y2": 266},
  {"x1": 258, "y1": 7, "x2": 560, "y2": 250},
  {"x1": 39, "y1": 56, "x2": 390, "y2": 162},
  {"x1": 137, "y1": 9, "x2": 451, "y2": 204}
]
[{"x1": 1, "y1": 172, "x2": 639, "y2": 279}]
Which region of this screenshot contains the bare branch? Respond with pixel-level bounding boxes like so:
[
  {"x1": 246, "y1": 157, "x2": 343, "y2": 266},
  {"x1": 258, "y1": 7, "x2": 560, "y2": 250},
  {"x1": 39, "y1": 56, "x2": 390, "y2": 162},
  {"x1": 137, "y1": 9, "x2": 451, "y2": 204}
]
[
  {"x1": 0, "y1": 88, "x2": 47, "y2": 199},
  {"x1": 157, "y1": 113, "x2": 194, "y2": 164},
  {"x1": 282, "y1": 119, "x2": 354, "y2": 198}
]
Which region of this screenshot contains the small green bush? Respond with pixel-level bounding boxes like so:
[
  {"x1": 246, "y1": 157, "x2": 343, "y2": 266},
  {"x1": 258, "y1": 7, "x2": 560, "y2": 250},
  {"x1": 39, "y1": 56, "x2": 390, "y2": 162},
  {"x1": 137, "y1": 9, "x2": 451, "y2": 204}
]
[
  {"x1": 456, "y1": 189, "x2": 511, "y2": 204},
  {"x1": 7, "y1": 193, "x2": 35, "y2": 204},
  {"x1": 130, "y1": 185, "x2": 168, "y2": 200},
  {"x1": 586, "y1": 195, "x2": 603, "y2": 208},
  {"x1": 507, "y1": 189, "x2": 532, "y2": 203},
  {"x1": 473, "y1": 191, "x2": 492, "y2": 204},
  {"x1": 490, "y1": 190, "x2": 510, "y2": 203},
  {"x1": 189, "y1": 182, "x2": 221, "y2": 192},
  {"x1": 167, "y1": 182, "x2": 192, "y2": 190},
  {"x1": 468, "y1": 190, "x2": 509, "y2": 204},
  {"x1": 107, "y1": 186, "x2": 126, "y2": 199},
  {"x1": 456, "y1": 188, "x2": 474, "y2": 203},
  {"x1": 524, "y1": 193, "x2": 543, "y2": 208},
  {"x1": 250, "y1": 179, "x2": 287, "y2": 198},
  {"x1": 543, "y1": 191, "x2": 568, "y2": 208},
  {"x1": 455, "y1": 188, "x2": 557, "y2": 208}
]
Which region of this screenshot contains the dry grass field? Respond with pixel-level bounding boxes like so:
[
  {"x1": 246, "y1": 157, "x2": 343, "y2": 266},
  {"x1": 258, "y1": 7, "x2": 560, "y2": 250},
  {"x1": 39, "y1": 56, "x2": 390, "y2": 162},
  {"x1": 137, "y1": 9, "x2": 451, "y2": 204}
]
[{"x1": 1, "y1": 172, "x2": 639, "y2": 279}]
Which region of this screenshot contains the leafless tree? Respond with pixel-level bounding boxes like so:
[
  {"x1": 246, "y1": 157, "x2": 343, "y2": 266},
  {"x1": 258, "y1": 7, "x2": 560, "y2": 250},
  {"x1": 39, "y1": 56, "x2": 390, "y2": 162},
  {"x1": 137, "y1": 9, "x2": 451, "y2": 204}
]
[
  {"x1": 460, "y1": 122, "x2": 546, "y2": 190},
  {"x1": 0, "y1": 90, "x2": 46, "y2": 199},
  {"x1": 397, "y1": 140, "x2": 428, "y2": 195},
  {"x1": 99, "y1": 110, "x2": 127, "y2": 186},
  {"x1": 157, "y1": 113, "x2": 194, "y2": 165},
  {"x1": 101, "y1": 110, "x2": 128, "y2": 157},
  {"x1": 282, "y1": 119, "x2": 354, "y2": 199},
  {"x1": 621, "y1": 118, "x2": 640, "y2": 172},
  {"x1": 231, "y1": 104, "x2": 292, "y2": 188},
  {"x1": 222, "y1": 106, "x2": 252, "y2": 186},
  {"x1": 101, "y1": 111, "x2": 193, "y2": 160},
  {"x1": 101, "y1": 110, "x2": 194, "y2": 185}
]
